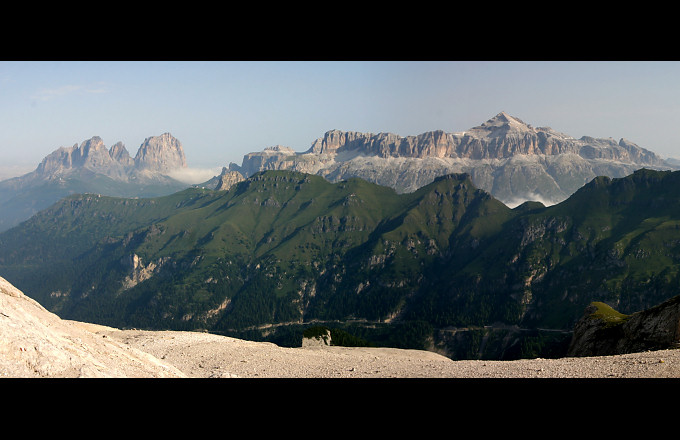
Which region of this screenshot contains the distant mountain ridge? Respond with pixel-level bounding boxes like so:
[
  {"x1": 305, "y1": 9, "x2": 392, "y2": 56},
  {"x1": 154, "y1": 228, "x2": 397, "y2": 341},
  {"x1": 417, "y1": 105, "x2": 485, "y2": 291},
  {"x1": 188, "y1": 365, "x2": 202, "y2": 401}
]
[
  {"x1": 305, "y1": 112, "x2": 663, "y2": 162},
  {"x1": 228, "y1": 112, "x2": 675, "y2": 206},
  {"x1": 0, "y1": 133, "x2": 190, "y2": 231},
  {"x1": 2, "y1": 113, "x2": 671, "y2": 232},
  {"x1": 35, "y1": 132, "x2": 187, "y2": 178}
]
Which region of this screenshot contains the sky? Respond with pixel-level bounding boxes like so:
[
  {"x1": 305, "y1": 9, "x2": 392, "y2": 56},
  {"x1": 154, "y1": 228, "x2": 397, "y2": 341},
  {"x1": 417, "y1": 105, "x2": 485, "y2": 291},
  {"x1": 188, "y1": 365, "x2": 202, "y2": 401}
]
[{"x1": 2, "y1": 60, "x2": 680, "y2": 182}]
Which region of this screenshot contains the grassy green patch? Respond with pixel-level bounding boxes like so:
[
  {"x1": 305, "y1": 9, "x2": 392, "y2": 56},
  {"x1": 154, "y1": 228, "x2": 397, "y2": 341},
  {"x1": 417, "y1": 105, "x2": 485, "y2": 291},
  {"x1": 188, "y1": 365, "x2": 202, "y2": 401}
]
[{"x1": 589, "y1": 301, "x2": 630, "y2": 327}]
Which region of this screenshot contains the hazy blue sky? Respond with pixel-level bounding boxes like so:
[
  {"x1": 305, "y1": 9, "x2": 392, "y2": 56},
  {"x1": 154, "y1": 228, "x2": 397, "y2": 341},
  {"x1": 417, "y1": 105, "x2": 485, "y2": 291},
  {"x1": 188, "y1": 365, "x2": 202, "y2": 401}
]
[{"x1": 2, "y1": 60, "x2": 680, "y2": 181}]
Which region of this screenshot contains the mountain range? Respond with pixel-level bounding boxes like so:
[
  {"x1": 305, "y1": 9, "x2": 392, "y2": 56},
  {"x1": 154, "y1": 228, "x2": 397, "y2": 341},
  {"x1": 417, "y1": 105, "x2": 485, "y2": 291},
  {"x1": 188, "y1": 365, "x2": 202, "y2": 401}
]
[
  {"x1": 3, "y1": 166, "x2": 680, "y2": 360},
  {"x1": 0, "y1": 133, "x2": 190, "y2": 231},
  {"x1": 2, "y1": 112, "x2": 674, "y2": 233},
  {"x1": 227, "y1": 112, "x2": 677, "y2": 206},
  {"x1": 2, "y1": 112, "x2": 680, "y2": 360}
]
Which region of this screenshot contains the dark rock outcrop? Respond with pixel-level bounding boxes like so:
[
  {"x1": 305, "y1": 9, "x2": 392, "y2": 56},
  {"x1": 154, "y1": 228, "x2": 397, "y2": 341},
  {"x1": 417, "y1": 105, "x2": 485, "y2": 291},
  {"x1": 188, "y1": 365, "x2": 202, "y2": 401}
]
[{"x1": 567, "y1": 296, "x2": 680, "y2": 357}]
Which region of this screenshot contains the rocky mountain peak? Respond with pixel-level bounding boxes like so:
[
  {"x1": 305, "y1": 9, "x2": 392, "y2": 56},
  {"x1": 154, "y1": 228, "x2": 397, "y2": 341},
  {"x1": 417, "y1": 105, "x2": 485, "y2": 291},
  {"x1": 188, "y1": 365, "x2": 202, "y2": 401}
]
[
  {"x1": 36, "y1": 136, "x2": 117, "y2": 175},
  {"x1": 487, "y1": 111, "x2": 526, "y2": 126},
  {"x1": 307, "y1": 130, "x2": 368, "y2": 155},
  {"x1": 215, "y1": 167, "x2": 245, "y2": 191},
  {"x1": 109, "y1": 142, "x2": 134, "y2": 167},
  {"x1": 79, "y1": 136, "x2": 105, "y2": 152},
  {"x1": 227, "y1": 112, "x2": 675, "y2": 208},
  {"x1": 34, "y1": 133, "x2": 187, "y2": 177},
  {"x1": 133, "y1": 133, "x2": 187, "y2": 173},
  {"x1": 76, "y1": 136, "x2": 116, "y2": 168},
  {"x1": 263, "y1": 145, "x2": 296, "y2": 155},
  {"x1": 467, "y1": 111, "x2": 535, "y2": 138},
  {"x1": 0, "y1": 133, "x2": 194, "y2": 232}
]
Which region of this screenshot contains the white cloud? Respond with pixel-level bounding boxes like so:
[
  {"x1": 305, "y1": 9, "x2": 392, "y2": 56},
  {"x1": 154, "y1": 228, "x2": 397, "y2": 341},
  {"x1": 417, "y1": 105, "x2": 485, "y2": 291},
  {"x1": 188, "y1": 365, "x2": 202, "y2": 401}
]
[
  {"x1": 167, "y1": 167, "x2": 222, "y2": 184},
  {"x1": 503, "y1": 192, "x2": 559, "y2": 209}
]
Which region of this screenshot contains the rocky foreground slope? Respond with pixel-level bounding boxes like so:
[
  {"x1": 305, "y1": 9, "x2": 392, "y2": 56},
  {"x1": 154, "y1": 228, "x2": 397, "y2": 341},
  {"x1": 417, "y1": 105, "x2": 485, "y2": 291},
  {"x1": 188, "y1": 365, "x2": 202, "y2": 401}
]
[{"x1": 2, "y1": 275, "x2": 680, "y2": 378}]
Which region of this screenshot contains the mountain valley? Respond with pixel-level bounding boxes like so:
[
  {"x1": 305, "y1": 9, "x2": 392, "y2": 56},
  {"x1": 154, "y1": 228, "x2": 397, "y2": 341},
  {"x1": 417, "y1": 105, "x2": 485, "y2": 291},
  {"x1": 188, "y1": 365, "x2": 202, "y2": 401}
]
[
  {"x1": 4, "y1": 166, "x2": 680, "y2": 360},
  {"x1": 3, "y1": 113, "x2": 680, "y2": 363},
  {"x1": 4, "y1": 273, "x2": 680, "y2": 378}
]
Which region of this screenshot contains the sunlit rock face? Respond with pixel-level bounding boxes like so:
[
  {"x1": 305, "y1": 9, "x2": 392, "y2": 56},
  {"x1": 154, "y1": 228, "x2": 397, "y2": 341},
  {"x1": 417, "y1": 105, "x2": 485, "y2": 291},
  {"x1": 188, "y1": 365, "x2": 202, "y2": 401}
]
[{"x1": 229, "y1": 112, "x2": 674, "y2": 207}]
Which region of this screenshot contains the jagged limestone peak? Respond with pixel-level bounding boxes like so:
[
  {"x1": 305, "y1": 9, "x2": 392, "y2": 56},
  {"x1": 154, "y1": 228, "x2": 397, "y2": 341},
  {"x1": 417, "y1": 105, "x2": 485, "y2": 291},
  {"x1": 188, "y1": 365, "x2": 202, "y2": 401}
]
[
  {"x1": 467, "y1": 111, "x2": 535, "y2": 138},
  {"x1": 134, "y1": 133, "x2": 187, "y2": 173},
  {"x1": 215, "y1": 167, "x2": 245, "y2": 191}
]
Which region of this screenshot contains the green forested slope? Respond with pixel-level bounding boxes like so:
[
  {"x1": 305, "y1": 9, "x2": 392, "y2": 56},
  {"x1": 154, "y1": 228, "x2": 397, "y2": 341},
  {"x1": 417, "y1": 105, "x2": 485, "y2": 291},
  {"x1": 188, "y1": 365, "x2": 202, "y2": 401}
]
[{"x1": 3, "y1": 169, "x2": 680, "y2": 359}]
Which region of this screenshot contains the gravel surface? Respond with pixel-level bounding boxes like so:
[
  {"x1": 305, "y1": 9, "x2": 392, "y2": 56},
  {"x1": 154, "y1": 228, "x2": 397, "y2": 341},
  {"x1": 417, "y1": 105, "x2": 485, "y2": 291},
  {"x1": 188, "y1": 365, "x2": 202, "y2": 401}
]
[{"x1": 98, "y1": 327, "x2": 680, "y2": 379}]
